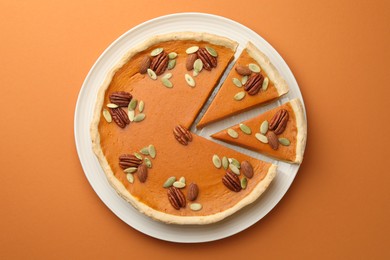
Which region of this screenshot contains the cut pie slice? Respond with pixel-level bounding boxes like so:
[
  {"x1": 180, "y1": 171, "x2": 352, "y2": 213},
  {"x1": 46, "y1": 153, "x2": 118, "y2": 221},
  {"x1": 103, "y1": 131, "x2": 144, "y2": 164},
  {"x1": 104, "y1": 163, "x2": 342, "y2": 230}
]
[
  {"x1": 211, "y1": 99, "x2": 307, "y2": 164},
  {"x1": 197, "y1": 42, "x2": 289, "y2": 129}
]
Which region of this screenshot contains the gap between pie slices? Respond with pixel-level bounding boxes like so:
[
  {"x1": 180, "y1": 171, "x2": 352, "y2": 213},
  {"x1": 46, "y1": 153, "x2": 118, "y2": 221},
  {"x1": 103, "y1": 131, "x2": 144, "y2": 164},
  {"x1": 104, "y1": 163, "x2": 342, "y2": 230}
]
[{"x1": 91, "y1": 32, "x2": 280, "y2": 225}]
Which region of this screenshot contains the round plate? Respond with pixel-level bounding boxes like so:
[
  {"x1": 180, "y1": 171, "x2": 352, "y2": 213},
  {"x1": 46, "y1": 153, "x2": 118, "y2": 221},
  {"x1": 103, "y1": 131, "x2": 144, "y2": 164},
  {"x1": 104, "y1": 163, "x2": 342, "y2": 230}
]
[{"x1": 74, "y1": 13, "x2": 305, "y2": 243}]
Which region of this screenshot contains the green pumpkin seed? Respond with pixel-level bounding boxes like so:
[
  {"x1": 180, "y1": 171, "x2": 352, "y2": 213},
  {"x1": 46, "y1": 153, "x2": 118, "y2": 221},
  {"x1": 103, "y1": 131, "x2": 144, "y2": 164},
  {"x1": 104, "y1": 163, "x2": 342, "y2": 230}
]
[
  {"x1": 144, "y1": 157, "x2": 152, "y2": 168},
  {"x1": 128, "y1": 110, "x2": 135, "y2": 122},
  {"x1": 162, "y1": 78, "x2": 173, "y2": 88},
  {"x1": 128, "y1": 99, "x2": 137, "y2": 111},
  {"x1": 262, "y1": 77, "x2": 269, "y2": 91},
  {"x1": 255, "y1": 133, "x2": 268, "y2": 143},
  {"x1": 241, "y1": 177, "x2": 248, "y2": 189},
  {"x1": 229, "y1": 158, "x2": 240, "y2": 169},
  {"x1": 134, "y1": 152, "x2": 143, "y2": 160},
  {"x1": 168, "y1": 52, "x2": 177, "y2": 59},
  {"x1": 185, "y1": 74, "x2": 196, "y2": 87},
  {"x1": 140, "y1": 146, "x2": 149, "y2": 155},
  {"x1": 162, "y1": 73, "x2": 172, "y2": 79},
  {"x1": 148, "y1": 144, "x2": 156, "y2": 158},
  {"x1": 241, "y1": 75, "x2": 248, "y2": 85},
  {"x1": 193, "y1": 59, "x2": 203, "y2": 72},
  {"x1": 234, "y1": 91, "x2": 246, "y2": 101},
  {"x1": 186, "y1": 46, "x2": 199, "y2": 54},
  {"x1": 260, "y1": 120, "x2": 269, "y2": 134},
  {"x1": 167, "y1": 59, "x2": 176, "y2": 70},
  {"x1": 151, "y1": 47, "x2": 163, "y2": 56},
  {"x1": 248, "y1": 63, "x2": 261, "y2": 73},
  {"x1": 190, "y1": 203, "x2": 203, "y2": 211},
  {"x1": 212, "y1": 154, "x2": 221, "y2": 168},
  {"x1": 227, "y1": 128, "x2": 239, "y2": 138},
  {"x1": 133, "y1": 113, "x2": 146, "y2": 122},
  {"x1": 103, "y1": 109, "x2": 112, "y2": 123},
  {"x1": 179, "y1": 176, "x2": 186, "y2": 184},
  {"x1": 233, "y1": 78, "x2": 242, "y2": 87},
  {"x1": 173, "y1": 181, "x2": 186, "y2": 188},
  {"x1": 239, "y1": 123, "x2": 252, "y2": 135},
  {"x1": 205, "y1": 46, "x2": 218, "y2": 57},
  {"x1": 126, "y1": 173, "x2": 134, "y2": 183},
  {"x1": 279, "y1": 138, "x2": 291, "y2": 146},
  {"x1": 229, "y1": 164, "x2": 240, "y2": 175},
  {"x1": 163, "y1": 176, "x2": 176, "y2": 188},
  {"x1": 124, "y1": 167, "x2": 137, "y2": 173},
  {"x1": 147, "y1": 68, "x2": 157, "y2": 80},
  {"x1": 222, "y1": 156, "x2": 229, "y2": 170},
  {"x1": 138, "y1": 100, "x2": 144, "y2": 113},
  {"x1": 193, "y1": 70, "x2": 199, "y2": 77},
  {"x1": 106, "y1": 103, "x2": 118, "y2": 108}
]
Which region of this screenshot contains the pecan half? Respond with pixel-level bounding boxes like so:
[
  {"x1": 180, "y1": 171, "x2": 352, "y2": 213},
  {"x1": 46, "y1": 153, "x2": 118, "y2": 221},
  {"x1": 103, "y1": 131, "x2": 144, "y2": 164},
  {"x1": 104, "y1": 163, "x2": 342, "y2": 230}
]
[
  {"x1": 137, "y1": 164, "x2": 148, "y2": 183},
  {"x1": 186, "y1": 53, "x2": 198, "y2": 71},
  {"x1": 197, "y1": 47, "x2": 217, "y2": 70},
  {"x1": 244, "y1": 73, "x2": 264, "y2": 95},
  {"x1": 173, "y1": 124, "x2": 193, "y2": 145},
  {"x1": 222, "y1": 170, "x2": 242, "y2": 192},
  {"x1": 109, "y1": 91, "x2": 132, "y2": 107},
  {"x1": 235, "y1": 65, "x2": 252, "y2": 76},
  {"x1": 168, "y1": 187, "x2": 186, "y2": 210},
  {"x1": 241, "y1": 160, "x2": 254, "y2": 179},
  {"x1": 150, "y1": 52, "x2": 168, "y2": 75},
  {"x1": 266, "y1": 131, "x2": 279, "y2": 150},
  {"x1": 109, "y1": 107, "x2": 130, "y2": 128},
  {"x1": 119, "y1": 154, "x2": 142, "y2": 169},
  {"x1": 269, "y1": 109, "x2": 289, "y2": 135},
  {"x1": 139, "y1": 56, "x2": 151, "y2": 74},
  {"x1": 187, "y1": 183, "x2": 199, "y2": 201}
]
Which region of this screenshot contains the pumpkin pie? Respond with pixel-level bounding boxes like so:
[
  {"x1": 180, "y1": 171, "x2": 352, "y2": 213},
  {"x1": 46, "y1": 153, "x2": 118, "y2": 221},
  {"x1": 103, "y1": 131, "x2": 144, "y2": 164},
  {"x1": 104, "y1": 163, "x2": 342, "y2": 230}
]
[
  {"x1": 91, "y1": 32, "x2": 277, "y2": 225},
  {"x1": 197, "y1": 42, "x2": 289, "y2": 129},
  {"x1": 211, "y1": 99, "x2": 307, "y2": 164}
]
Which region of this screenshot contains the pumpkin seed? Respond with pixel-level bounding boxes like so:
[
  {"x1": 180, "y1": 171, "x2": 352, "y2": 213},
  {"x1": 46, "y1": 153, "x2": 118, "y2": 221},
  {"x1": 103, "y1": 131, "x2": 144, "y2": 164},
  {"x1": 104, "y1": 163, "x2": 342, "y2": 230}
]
[
  {"x1": 262, "y1": 77, "x2": 269, "y2": 91},
  {"x1": 212, "y1": 154, "x2": 221, "y2": 168},
  {"x1": 248, "y1": 63, "x2": 261, "y2": 73},
  {"x1": 140, "y1": 146, "x2": 149, "y2": 155},
  {"x1": 255, "y1": 133, "x2": 268, "y2": 143},
  {"x1": 103, "y1": 109, "x2": 112, "y2": 123},
  {"x1": 222, "y1": 156, "x2": 229, "y2": 170},
  {"x1": 229, "y1": 158, "x2": 240, "y2": 169},
  {"x1": 193, "y1": 70, "x2": 199, "y2": 77},
  {"x1": 234, "y1": 91, "x2": 246, "y2": 101},
  {"x1": 233, "y1": 78, "x2": 242, "y2": 87},
  {"x1": 167, "y1": 59, "x2": 176, "y2": 70},
  {"x1": 128, "y1": 99, "x2": 137, "y2": 111},
  {"x1": 134, "y1": 152, "x2": 143, "y2": 160},
  {"x1": 241, "y1": 177, "x2": 248, "y2": 189},
  {"x1": 106, "y1": 103, "x2": 118, "y2": 108},
  {"x1": 147, "y1": 68, "x2": 157, "y2": 80},
  {"x1": 162, "y1": 73, "x2": 172, "y2": 79},
  {"x1": 186, "y1": 46, "x2": 199, "y2": 54},
  {"x1": 144, "y1": 157, "x2": 152, "y2": 168},
  {"x1": 205, "y1": 46, "x2": 218, "y2": 57},
  {"x1": 151, "y1": 47, "x2": 163, "y2": 56},
  {"x1": 138, "y1": 100, "x2": 144, "y2": 113},
  {"x1": 227, "y1": 128, "x2": 239, "y2": 138},
  {"x1": 229, "y1": 164, "x2": 240, "y2": 175},
  {"x1": 124, "y1": 167, "x2": 137, "y2": 173},
  {"x1": 163, "y1": 176, "x2": 176, "y2": 188},
  {"x1": 162, "y1": 78, "x2": 173, "y2": 88},
  {"x1": 260, "y1": 120, "x2": 269, "y2": 134},
  {"x1": 241, "y1": 75, "x2": 248, "y2": 85},
  {"x1": 128, "y1": 110, "x2": 135, "y2": 122},
  {"x1": 126, "y1": 173, "x2": 134, "y2": 183},
  {"x1": 193, "y1": 59, "x2": 203, "y2": 72},
  {"x1": 173, "y1": 181, "x2": 186, "y2": 188},
  {"x1": 185, "y1": 74, "x2": 196, "y2": 87},
  {"x1": 133, "y1": 113, "x2": 146, "y2": 122},
  {"x1": 239, "y1": 123, "x2": 252, "y2": 135},
  {"x1": 148, "y1": 144, "x2": 156, "y2": 158},
  {"x1": 168, "y1": 52, "x2": 177, "y2": 59},
  {"x1": 279, "y1": 138, "x2": 291, "y2": 146},
  {"x1": 190, "y1": 203, "x2": 203, "y2": 211},
  {"x1": 179, "y1": 176, "x2": 186, "y2": 184}
]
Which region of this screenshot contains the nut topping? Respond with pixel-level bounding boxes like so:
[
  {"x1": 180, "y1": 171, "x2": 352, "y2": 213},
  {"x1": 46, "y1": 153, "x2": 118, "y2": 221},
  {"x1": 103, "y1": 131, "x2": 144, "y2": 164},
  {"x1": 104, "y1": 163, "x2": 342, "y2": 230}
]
[
  {"x1": 150, "y1": 52, "x2": 168, "y2": 75},
  {"x1": 269, "y1": 109, "x2": 289, "y2": 135},
  {"x1": 137, "y1": 164, "x2": 148, "y2": 183},
  {"x1": 244, "y1": 73, "x2": 264, "y2": 95},
  {"x1": 119, "y1": 154, "x2": 142, "y2": 169},
  {"x1": 235, "y1": 65, "x2": 252, "y2": 76},
  {"x1": 139, "y1": 56, "x2": 151, "y2": 74},
  {"x1": 109, "y1": 91, "x2": 132, "y2": 107},
  {"x1": 241, "y1": 160, "x2": 254, "y2": 179},
  {"x1": 186, "y1": 53, "x2": 198, "y2": 71},
  {"x1": 173, "y1": 124, "x2": 192, "y2": 145},
  {"x1": 222, "y1": 170, "x2": 242, "y2": 192},
  {"x1": 167, "y1": 187, "x2": 186, "y2": 210},
  {"x1": 109, "y1": 107, "x2": 130, "y2": 128},
  {"x1": 197, "y1": 47, "x2": 217, "y2": 70},
  {"x1": 187, "y1": 183, "x2": 199, "y2": 201},
  {"x1": 266, "y1": 131, "x2": 279, "y2": 150}
]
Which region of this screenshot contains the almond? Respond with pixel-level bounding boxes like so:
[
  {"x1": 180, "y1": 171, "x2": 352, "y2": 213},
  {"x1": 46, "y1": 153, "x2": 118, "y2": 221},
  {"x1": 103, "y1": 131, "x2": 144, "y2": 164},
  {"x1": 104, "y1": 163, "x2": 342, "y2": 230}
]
[
  {"x1": 235, "y1": 65, "x2": 252, "y2": 76},
  {"x1": 139, "y1": 56, "x2": 151, "y2": 74},
  {"x1": 187, "y1": 183, "x2": 199, "y2": 201},
  {"x1": 186, "y1": 53, "x2": 198, "y2": 71},
  {"x1": 266, "y1": 131, "x2": 279, "y2": 150},
  {"x1": 241, "y1": 160, "x2": 254, "y2": 179},
  {"x1": 137, "y1": 164, "x2": 148, "y2": 183}
]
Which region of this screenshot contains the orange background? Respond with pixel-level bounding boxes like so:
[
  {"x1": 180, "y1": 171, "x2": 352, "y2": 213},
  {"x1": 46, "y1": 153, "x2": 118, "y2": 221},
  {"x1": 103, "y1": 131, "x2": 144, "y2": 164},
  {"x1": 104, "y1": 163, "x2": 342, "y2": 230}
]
[{"x1": 0, "y1": 0, "x2": 389, "y2": 259}]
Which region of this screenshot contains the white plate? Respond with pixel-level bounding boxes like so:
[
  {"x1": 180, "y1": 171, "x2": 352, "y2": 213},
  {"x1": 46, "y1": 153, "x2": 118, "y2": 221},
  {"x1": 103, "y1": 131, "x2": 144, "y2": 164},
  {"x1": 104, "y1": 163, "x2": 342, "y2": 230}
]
[{"x1": 74, "y1": 12, "x2": 306, "y2": 243}]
